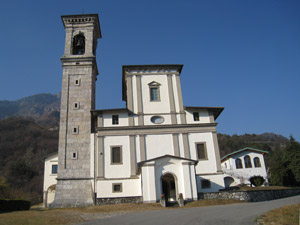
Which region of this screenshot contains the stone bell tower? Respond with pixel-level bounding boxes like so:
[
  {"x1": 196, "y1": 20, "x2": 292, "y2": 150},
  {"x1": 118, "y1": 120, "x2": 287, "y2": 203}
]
[{"x1": 50, "y1": 14, "x2": 101, "y2": 208}]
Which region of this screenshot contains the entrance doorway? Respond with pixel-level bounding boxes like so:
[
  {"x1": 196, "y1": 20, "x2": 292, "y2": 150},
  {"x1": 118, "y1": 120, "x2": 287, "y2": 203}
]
[{"x1": 161, "y1": 173, "x2": 177, "y2": 204}]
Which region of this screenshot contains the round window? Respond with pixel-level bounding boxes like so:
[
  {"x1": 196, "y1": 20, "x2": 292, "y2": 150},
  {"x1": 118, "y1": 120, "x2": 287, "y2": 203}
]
[{"x1": 151, "y1": 116, "x2": 164, "y2": 124}]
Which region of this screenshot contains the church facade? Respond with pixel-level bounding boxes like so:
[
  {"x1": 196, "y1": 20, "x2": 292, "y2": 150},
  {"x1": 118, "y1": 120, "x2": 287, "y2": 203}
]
[{"x1": 44, "y1": 14, "x2": 225, "y2": 208}]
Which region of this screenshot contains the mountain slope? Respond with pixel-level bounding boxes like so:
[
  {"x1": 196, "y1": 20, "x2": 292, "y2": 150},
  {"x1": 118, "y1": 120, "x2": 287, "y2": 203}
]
[{"x1": 0, "y1": 93, "x2": 60, "y2": 126}]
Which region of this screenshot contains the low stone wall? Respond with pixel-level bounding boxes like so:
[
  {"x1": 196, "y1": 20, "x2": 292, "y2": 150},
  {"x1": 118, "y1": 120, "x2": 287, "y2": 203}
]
[
  {"x1": 198, "y1": 189, "x2": 300, "y2": 202},
  {"x1": 96, "y1": 196, "x2": 142, "y2": 205}
]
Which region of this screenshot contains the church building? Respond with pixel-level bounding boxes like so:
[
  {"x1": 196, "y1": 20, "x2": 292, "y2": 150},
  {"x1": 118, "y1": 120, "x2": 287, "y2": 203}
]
[{"x1": 43, "y1": 14, "x2": 225, "y2": 208}]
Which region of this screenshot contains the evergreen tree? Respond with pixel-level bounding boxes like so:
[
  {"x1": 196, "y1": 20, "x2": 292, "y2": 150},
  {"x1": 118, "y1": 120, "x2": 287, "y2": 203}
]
[
  {"x1": 269, "y1": 136, "x2": 300, "y2": 186},
  {"x1": 285, "y1": 136, "x2": 300, "y2": 185}
]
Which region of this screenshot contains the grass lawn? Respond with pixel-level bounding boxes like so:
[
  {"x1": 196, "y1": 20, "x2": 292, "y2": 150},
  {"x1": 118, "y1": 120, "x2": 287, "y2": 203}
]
[
  {"x1": 259, "y1": 203, "x2": 300, "y2": 225},
  {"x1": 0, "y1": 199, "x2": 244, "y2": 225}
]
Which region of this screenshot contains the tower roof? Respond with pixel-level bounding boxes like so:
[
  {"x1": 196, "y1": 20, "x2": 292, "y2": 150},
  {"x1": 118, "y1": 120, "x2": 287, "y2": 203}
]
[{"x1": 61, "y1": 14, "x2": 102, "y2": 39}]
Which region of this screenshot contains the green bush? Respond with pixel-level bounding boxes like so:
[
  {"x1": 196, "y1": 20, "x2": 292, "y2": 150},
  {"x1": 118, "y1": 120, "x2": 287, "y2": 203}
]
[
  {"x1": 0, "y1": 199, "x2": 30, "y2": 212},
  {"x1": 249, "y1": 175, "x2": 265, "y2": 187}
]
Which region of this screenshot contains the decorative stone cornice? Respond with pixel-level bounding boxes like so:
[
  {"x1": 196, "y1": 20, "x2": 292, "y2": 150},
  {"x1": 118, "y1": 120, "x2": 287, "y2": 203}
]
[
  {"x1": 96, "y1": 123, "x2": 218, "y2": 136},
  {"x1": 61, "y1": 14, "x2": 102, "y2": 39}
]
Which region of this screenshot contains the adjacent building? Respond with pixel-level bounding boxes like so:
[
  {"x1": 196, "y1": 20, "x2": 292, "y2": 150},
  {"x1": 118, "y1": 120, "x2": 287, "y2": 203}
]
[{"x1": 221, "y1": 147, "x2": 269, "y2": 188}]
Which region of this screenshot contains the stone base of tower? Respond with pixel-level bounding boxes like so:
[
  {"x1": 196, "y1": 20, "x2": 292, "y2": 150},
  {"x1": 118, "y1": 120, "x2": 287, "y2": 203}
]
[{"x1": 49, "y1": 179, "x2": 94, "y2": 208}]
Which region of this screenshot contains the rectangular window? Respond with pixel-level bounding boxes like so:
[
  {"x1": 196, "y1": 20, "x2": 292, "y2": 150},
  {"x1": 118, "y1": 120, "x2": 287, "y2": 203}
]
[
  {"x1": 111, "y1": 146, "x2": 122, "y2": 164},
  {"x1": 74, "y1": 102, "x2": 80, "y2": 110},
  {"x1": 150, "y1": 87, "x2": 159, "y2": 101},
  {"x1": 112, "y1": 183, "x2": 122, "y2": 193},
  {"x1": 201, "y1": 179, "x2": 211, "y2": 189},
  {"x1": 74, "y1": 79, "x2": 81, "y2": 86},
  {"x1": 196, "y1": 143, "x2": 207, "y2": 160},
  {"x1": 112, "y1": 115, "x2": 119, "y2": 125},
  {"x1": 72, "y1": 126, "x2": 79, "y2": 134},
  {"x1": 193, "y1": 112, "x2": 199, "y2": 121},
  {"x1": 72, "y1": 152, "x2": 78, "y2": 160},
  {"x1": 52, "y1": 165, "x2": 58, "y2": 174}
]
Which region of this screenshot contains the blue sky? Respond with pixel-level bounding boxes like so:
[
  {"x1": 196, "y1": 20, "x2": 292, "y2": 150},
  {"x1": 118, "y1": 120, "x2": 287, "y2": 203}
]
[{"x1": 0, "y1": 0, "x2": 299, "y2": 141}]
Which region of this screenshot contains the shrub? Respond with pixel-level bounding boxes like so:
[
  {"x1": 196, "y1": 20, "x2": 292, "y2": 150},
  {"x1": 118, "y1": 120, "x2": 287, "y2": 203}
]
[
  {"x1": 249, "y1": 175, "x2": 265, "y2": 187},
  {"x1": 0, "y1": 199, "x2": 30, "y2": 212}
]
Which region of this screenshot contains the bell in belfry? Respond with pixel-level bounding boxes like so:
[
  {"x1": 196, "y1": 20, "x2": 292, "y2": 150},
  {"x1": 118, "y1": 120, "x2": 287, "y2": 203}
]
[{"x1": 73, "y1": 34, "x2": 85, "y2": 55}]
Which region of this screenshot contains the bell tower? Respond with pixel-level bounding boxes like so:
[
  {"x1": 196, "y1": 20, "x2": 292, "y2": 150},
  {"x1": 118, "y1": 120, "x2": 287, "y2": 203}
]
[{"x1": 50, "y1": 14, "x2": 101, "y2": 208}]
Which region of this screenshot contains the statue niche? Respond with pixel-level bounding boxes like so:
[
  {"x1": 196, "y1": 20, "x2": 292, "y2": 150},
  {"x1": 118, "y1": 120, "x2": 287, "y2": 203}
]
[{"x1": 72, "y1": 34, "x2": 85, "y2": 55}]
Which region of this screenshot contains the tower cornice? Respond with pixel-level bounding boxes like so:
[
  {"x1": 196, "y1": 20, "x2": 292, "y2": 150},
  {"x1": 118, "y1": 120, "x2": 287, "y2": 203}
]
[{"x1": 61, "y1": 14, "x2": 102, "y2": 39}]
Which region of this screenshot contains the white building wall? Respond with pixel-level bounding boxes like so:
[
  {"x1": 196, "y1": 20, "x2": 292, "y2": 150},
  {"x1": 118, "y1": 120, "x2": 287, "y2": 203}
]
[
  {"x1": 172, "y1": 74, "x2": 180, "y2": 113},
  {"x1": 142, "y1": 164, "x2": 157, "y2": 203},
  {"x1": 188, "y1": 132, "x2": 218, "y2": 173},
  {"x1": 222, "y1": 151, "x2": 268, "y2": 180},
  {"x1": 140, "y1": 75, "x2": 171, "y2": 114},
  {"x1": 132, "y1": 75, "x2": 138, "y2": 113},
  {"x1": 181, "y1": 163, "x2": 197, "y2": 200},
  {"x1": 90, "y1": 134, "x2": 95, "y2": 191},
  {"x1": 197, "y1": 174, "x2": 225, "y2": 193},
  {"x1": 43, "y1": 155, "x2": 58, "y2": 192},
  {"x1": 178, "y1": 133, "x2": 185, "y2": 158},
  {"x1": 185, "y1": 110, "x2": 211, "y2": 124},
  {"x1": 96, "y1": 179, "x2": 141, "y2": 198},
  {"x1": 103, "y1": 112, "x2": 129, "y2": 127},
  {"x1": 135, "y1": 135, "x2": 141, "y2": 162},
  {"x1": 143, "y1": 114, "x2": 172, "y2": 126},
  {"x1": 103, "y1": 136, "x2": 131, "y2": 178},
  {"x1": 145, "y1": 134, "x2": 174, "y2": 159}
]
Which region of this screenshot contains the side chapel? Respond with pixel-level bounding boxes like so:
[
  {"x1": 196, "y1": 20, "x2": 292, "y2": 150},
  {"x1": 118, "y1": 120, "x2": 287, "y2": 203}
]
[{"x1": 43, "y1": 14, "x2": 225, "y2": 208}]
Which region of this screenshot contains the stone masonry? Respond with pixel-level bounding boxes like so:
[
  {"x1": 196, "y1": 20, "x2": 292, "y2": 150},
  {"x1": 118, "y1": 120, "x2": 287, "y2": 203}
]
[
  {"x1": 49, "y1": 14, "x2": 101, "y2": 208},
  {"x1": 198, "y1": 188, "x2": 300, "y2": 202}
]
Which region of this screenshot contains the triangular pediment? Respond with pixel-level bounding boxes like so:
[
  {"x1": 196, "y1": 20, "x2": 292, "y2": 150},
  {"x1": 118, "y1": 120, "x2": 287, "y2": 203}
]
[
  {"x1": 148, "y1": 81, "x2": 161, "y2": 86},
  {"x1": 138, "y1": 154, "x2": 198, "y2": 167}
]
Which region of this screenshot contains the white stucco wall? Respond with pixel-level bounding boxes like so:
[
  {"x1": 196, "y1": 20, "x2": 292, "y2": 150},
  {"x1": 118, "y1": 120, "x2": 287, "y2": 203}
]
[
  {"x1": 178, "y1": 133, "x2": 185, "y2": 158},
  {"x1": 185, "y1": 109, "x2": 211, "y2": 124},
  {"x1": 188, "y1": 132, "x2": 218, "y2": 174},
  {"x1": 43, "y1": 154, "x2": 58, "y2": 207},
  {"x1": 97, "y1": 178, "x2": 141, "y2": 198},
  {"x1": 132, "y1": 75, "x2": 138, "y2": 113},
  {"x1": 142, "y1": 164, "x2": 157, "y2": 203},
  {"x1": 145, "y1": 134, "x2": 174, "y2": 159},
  {"x1": 221, "y1": 151, "x2": 268, "y2": 183},
  {"x1": 197, "y1": 174, "x2": 225, "y2": 193},
  {"x1": 171, "y1": 74, "x2": 181, "y2": 114},
  {"x1": 143, "y1": 114, "x2": 173, "y2": 125},
  {"x1": 103, "y1": 136, "x2": 131, "y2": 178},
  {"x1": 102, "y1": 112, "x2": 129, "y2": 127},
  {"x1": 140, "y1": 75, "x2": 171, "y2": 114},
  {"x1": 43, "y1": 154, "x2": 58, "y2": 192}
]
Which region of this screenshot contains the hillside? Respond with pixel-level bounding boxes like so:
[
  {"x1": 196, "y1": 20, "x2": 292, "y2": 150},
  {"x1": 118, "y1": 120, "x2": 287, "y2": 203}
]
[
  {"x1": 0, "y1": 117, "x2": 58, "y2": 202},
  {"x1": 218, "y1": 133, "x2": 288, "y2": 158}
]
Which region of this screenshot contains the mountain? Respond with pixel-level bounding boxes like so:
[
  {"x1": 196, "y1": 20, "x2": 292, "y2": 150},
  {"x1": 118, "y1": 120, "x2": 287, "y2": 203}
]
[{"x1": 0, "y1": 93, "x2": 61, "y2": 126}]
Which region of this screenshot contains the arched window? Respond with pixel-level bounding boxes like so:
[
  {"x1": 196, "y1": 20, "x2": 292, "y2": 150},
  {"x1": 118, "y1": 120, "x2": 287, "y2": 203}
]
[
  {"x1": 244, "y1": 155, "x2": 252, "y2": 168},
  {"x1": 254, "y1": 157, "x2": 261, "y2": 167},
  {"x1": 72, "y1": 33, "x2": 85, "y2": 55},
  {"x1": 235, "y1": 158, "x2": 243, "y2": 169}
]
